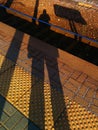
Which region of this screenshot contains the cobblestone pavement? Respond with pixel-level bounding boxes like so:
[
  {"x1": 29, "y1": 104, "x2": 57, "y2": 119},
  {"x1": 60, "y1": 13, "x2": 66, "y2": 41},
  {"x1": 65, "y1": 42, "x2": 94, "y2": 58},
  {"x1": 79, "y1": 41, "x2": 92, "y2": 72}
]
[{"x1": 0, "y1": 22, "x2": 98, "y2": 129}]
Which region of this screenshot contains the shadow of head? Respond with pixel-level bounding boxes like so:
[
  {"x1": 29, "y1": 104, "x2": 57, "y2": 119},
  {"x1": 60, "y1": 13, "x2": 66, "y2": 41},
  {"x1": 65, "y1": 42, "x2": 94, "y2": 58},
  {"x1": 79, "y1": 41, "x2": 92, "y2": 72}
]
[{"x1": 54, "y1": 4, "x2": 87, "y2": 25}]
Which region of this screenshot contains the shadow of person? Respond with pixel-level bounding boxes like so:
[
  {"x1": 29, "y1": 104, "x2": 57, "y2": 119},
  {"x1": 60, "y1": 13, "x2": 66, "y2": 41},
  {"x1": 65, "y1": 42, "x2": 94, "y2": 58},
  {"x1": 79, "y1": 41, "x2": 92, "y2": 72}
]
[
  {"x1": 38, "y1": 9, "x2": 50, "y2": 31},
  {"x1": 28, "y1": 9, "x2": 70, "y2": 130}
]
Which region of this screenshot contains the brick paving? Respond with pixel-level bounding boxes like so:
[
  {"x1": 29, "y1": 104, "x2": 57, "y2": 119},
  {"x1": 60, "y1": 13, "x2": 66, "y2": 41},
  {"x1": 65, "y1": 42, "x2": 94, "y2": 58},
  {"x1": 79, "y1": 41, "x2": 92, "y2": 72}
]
[{"x1": 0, "y1": 22, "x2": 98, "y2": 129}]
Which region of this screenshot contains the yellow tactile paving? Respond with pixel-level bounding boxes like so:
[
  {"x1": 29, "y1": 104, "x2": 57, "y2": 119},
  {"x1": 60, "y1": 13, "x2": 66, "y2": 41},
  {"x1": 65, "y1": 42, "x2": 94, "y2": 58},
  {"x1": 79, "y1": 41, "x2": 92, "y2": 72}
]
[
  {"x1": 0, "y1": 54, "x2": 15, "y2": 73},
  {"x1": 0, "y1": 65, "x2": 39, "y2": 104},
  {"x1": 15, "y1": 81, "x2": 66, "y2": 130},
  {"x1": 55, "y1": 97, "x2": 98, "y2": 130},
  {"x1": 14, "y1": 79, "x2": 98, "y2": 130},
  {"x1": 0, "y1": 56, "x2": 98, "y2": 129}
]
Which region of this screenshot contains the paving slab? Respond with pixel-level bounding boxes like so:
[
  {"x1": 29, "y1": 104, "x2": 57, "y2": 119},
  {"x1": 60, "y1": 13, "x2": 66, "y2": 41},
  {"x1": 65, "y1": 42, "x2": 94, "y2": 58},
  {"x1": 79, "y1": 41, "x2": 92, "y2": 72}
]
[
  {"x1": 0, "y1": 95, "x2": 41, "y2": 130},
  {"x1": 0, "y1": 22, "x2": 98, "y2": 129}
]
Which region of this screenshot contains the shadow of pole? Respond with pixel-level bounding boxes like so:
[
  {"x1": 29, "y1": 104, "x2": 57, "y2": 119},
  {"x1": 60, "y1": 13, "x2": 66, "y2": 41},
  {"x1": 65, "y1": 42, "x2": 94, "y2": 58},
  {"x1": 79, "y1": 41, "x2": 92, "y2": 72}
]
[
  {"x1": 33, "y1": 0, "x2": 39, "y2": 24},
  {"x1": 0, "y1": 29, "x2": 24, "y2": 119},
  {"x1": 69, "y1": 20, "x2": 78, "y2": 40},
  {"x1": 0, "y1": 1, "x2": 23, "y2": 118}
]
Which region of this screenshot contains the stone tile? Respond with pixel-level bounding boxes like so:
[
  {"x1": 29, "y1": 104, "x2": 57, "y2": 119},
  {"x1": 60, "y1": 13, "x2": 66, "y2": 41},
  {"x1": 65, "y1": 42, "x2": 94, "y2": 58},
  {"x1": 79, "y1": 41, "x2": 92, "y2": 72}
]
[
  {"x1": 84, "y1": 77, "x2": 98, "y2": 90},
  {"x1": 62, "y1": 87, "x2": 75, "y2": 99},
  {"x1": 74, "y1": 95, "x2": 88, "y2": 107},
  {"x1": 95, "y1": 91, "x2": 98, "y2": 99},
  {"x1": 20, "y1": 43, "x2": 28, "y2": 51},
  {"x1": 60, "y1": 64, "x2": 74, "y2": 74},
  {"x1": 86, "y1": 77, "x2": 98, "y2": 86},
  {"x1": 71, "y1": 70, "x2": 82, "y2": 80},
  {"x1": 18, "y1": 50, "x2": 29, "y2": 61},
  {"x1": 64, "y1": 78, "x2": 81, "y2": 93},
  {"x1": 0, "y1": 111, "x2": 9, "y2": 124},
  {"x1": 93, "y1": 99, "x2": 98, "y2": 107},
  {"x1": 89, "y1": 105, "x2": 98, "y2": 115},
  {"x1": 0, "y1": 126, "x2": 7, "y2": 130},
  {"x1": 53, "y1": 71, "x2": 70, "y2": 85},
  {"x1": 84, "y1": 80, "x2": 97, "y2": 90},
  {"x1": 77, "y1": 85, "x2": 89, "y2": 97},
  {"x1": 85, "y1": 88, "x2": 95, "y2": 99},
  {"x1": 17, "y1": 60, "x2": 32, "y2": 72},
  {"x1": 64, "y1": 82, "x2": 78, "y2": 93},
  {"x1": 4, "y1": 111, "x2": 24, "y2": 129},
  {"x1": 13, "y1": 117, "x2": 28, "y2": 130},
  {"x1": 77, "y1": 73, "x2": 88, "y2": 83},
  {"x1": 0, "y1": 101, "x2": 16, "y2": 117},
  {"x1": 0, "y1": 39, "x2": 8, "y2": 49}
]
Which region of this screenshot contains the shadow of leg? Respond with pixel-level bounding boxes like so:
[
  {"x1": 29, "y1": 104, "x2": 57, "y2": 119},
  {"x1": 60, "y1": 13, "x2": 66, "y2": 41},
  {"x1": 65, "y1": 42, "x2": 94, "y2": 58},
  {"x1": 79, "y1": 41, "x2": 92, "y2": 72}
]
[
  {"x1": 45, "y1": 55, "x2": 71, "y2": 130},
  {"x1": 27, "y1": 41, "x2": 45, "y2": 129}
]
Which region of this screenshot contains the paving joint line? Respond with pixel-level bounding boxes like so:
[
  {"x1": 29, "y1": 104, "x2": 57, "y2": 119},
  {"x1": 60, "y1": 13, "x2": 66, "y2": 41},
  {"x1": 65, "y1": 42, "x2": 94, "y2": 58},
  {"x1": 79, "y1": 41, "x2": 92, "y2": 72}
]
[
  {"x1": 82, "y1": 87, "x2": 90, "y2": 98},
  {"x1": 53, "y1": 106, "x2": 67, "y2": 127},
  {"x1": 0, "y1": 64, "x2": 15, "y2": 75},
  {"x1": 74, "y1": 75, "x2": 89, "y2": 96},
  {"x1": 0, "y1": 122, "x2": 8, "y2": 130},
  {"x1": 88, "y1": 90, "x2": 98, "y2": 108},
  {"x1": 0, "y1": 94, "x2": 41, "y2": 130}
]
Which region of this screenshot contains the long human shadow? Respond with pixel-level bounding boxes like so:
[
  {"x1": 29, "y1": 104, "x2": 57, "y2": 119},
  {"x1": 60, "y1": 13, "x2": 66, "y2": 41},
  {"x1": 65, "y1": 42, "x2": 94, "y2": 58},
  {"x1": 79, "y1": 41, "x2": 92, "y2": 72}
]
[
  {"x1": 28, "y1": 9, "x2": 70, "y2": 129},
  {"x1": 0, "y1": 3, "x2": 98, "y2": 129},
  {"x1": 54, "y1": 4, "x2": 87, "y2": 40}
]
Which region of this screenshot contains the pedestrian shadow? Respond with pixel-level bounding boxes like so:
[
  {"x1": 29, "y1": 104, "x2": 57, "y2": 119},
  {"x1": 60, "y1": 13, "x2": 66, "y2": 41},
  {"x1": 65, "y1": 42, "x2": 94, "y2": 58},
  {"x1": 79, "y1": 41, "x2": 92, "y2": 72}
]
[
  {"x1": 27, "y1": 9, "x2": 71, "y2": 129},
  {"x1": 0, "y1": 3, "x2": 98, "y2": 129},
  {"x1": 38, "y1": 9, "x2": 50, "y2": 30},
  {"x1": 54, "y1": 4, "x2": 87, "y2": 41}
]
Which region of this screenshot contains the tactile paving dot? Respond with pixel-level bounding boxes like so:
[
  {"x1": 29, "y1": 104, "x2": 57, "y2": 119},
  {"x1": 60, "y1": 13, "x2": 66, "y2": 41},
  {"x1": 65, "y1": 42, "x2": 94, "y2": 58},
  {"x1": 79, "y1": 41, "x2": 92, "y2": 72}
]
[
  {"x1": 0, "y1": 54, "x2": 15, "y2": 74},
  {"x1": 15, "y1": 81, "x2": 66, "y2": 130},
  {"x1": 0, "y1": 65, "x2": 39, "y2": 104},
  {"x1": 54, "y1": 97, "x2": 98, "y2": 130},
  {"x1": 0, "y1": 55, "x2": 98, "y2": 129},
  {"x1": 15, "y1": 80, "x2": 46, "y2": 130}
]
